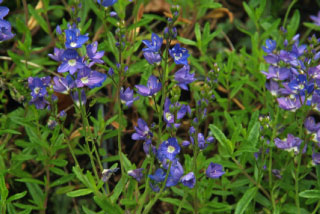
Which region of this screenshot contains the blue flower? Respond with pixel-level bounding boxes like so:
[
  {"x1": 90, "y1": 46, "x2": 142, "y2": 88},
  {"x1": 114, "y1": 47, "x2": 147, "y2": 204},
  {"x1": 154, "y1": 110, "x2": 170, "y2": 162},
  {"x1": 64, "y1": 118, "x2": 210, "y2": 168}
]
[
  {"x1": 169, "y1": 44, "x2": 189, "y2": 65},
  {"x1": 58, "y1": 49, "x2": 85, "y2": 74},
  {"x1": 102, "y1": 168, "x2": 119, "y2": 182},
  {"x1": 143, "y1": 52, "x2": 161, "y2": 65},
  {"x1": 142, "y1": 33, "x2": 163, "y2": 52},
  {"x1": 52, "y1": 75, "x2": 75, "y2": 94},
  {"x1": 86, "y1": 42, "x2": 105, "y2": 66},
  {"x1": 132, "y1": 118, "x2": 152, "y2": 141},
  {"x1": 75, "y1": 67, "x2": 107, "y2": 88},
  {"x1": 157, "y1": 138, "x2": 180, "y2": 162},
  {"x1": 48, "y1": 48, "x2": 64, "y2": 62},
  {"x1": 304, "y1": 116, "x2": 320, "y2": 133},
  {"x1": 312, "y1": 153, "x2": 320, "y2": 165},
  {"x1": 181, "y1": 172, "x2": 195, "y2": 188},
  {"x1": 166, "y1": 160, "x2": 184, "y2": 187},
  {"x1": 262, "y1": 39, "x2": 276, "y2": 53},
  {"x1": 28, "y1": 76, "x2": 52, "y2": 109},
  {"x1": 71, "y1": 90, "x2": 87, "y2": 107},
  {"x1": 149, "y1": 168, "x2": 166, "y2": 182},
  {"x1": 120, "y1": 87, "x2": 139, "y2": 107},
  {"x1": 206, "y1": 163, "x2": 225, "y2": 179},
  {"x1": 97, "y1": 0, "x2": 118, "y2": 7},
  {"x1": 65, "y1": 28, "x2": 89, "y2": 49},
  {"x1": 128, "y1": 168, "x2": 144, "y2": 182},
  {"x1": 0, "y1": 19, "x2": 14, "y2": 41},
  {"x1": 0, "y1": 6, "x2": 9, "y2": 19},
  {"x1": 135, "y1": 75, "x2": 162, "y2": 96},
  {"x1": 310, "y1": 11, "x2": 320, "y2": 26},
  {"x1": 174, "y1": 65, "x2": 195, "y2": 90},
  {"x1": 274, "y1": 134, "x2": 303, "y2": 154}
]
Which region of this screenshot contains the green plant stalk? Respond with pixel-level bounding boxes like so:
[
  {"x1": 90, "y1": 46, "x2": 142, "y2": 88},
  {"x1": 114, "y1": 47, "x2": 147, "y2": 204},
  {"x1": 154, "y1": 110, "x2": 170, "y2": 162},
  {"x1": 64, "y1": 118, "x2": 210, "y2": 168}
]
[
  {"x1": 282, "y1": 0, "x2": 298, "y2": 28},
  {"x1": 142, "y1": 162, "x2": 172, "y2": 214},
  {"x1": 176, "y1": 190, "x2": 188, "y2": 214},
  {"x1": 192, "y1": 146, "x2": 199, "y2": 214},
  {"x1": 312, "y1": 200, "x2": 320, "y2": 214}
]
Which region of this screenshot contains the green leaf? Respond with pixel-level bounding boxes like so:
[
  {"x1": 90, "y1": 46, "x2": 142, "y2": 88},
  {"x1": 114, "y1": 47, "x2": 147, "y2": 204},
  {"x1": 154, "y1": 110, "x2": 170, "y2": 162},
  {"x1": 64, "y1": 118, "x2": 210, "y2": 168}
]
[
  {"x1": 7, "y1": 191, "x2": 27, "y2": 202},
  {"x1": 177, "y1": 36, "x2": 197, "y2": 46},
  {"x1": 66, "y1": 189, "x2": 93, "y2": 197},
  {"x1": 195, "y1": 23, "x2": 202, "y2": 48},
  {"x1": 299, "y1": 190, "x2": 320, "y2": 199},
  {"x1": 235, "y1": 187, "x2": 257, "y2": 214},
  {"x1": 16, "y1": 178, "x2": 44, "y2": 185},
  {"x1": 110, "y1": 176, "x2": 128, "y2": 203},
  {"x1": 28, "y1": 5, "x2": 49, "y2": 34},
  {"x1": 160, "y1": 198, "x2": 193, "y2": 211},
  {"x1": 209, "y1": 124, "x2": 233, "y2": 155},
  {"x1": 82, "y1": 206, "x2": 98, "y2": 214},
  {"x1": 287, "y1": 10, "x2": 300, "y2": 39},
  {"x1": 247, "y1": 121, "x2": 260, "y2": 148},
  {"x1": 26, "y1": 183, "x2": 44, "y2": 208},
  {"x1": 0, "y1": 129, "x2": 21, "y2": 135},
  {"x1": 243, "y1": 2, "x2": 256, "y2": 26}
]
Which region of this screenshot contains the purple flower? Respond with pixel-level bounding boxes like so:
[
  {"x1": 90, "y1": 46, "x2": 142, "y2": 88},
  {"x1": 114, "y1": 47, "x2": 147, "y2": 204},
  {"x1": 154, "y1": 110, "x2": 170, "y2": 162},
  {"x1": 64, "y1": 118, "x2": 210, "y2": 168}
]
[
  {"x1": 157, "y1": 138, "x2": 181, "y2": 162},
  {"x1": 48, "y1": 48, "x2": 64, "y2": 62},
  {"x1": 71, "y1": 90, "x2": 87, "y2": 106},
  {"x1": 143, "y1": 52, "x2": 161, "y2": 65},
  {"x1": 181, "y1": 172, "x2": 196, "y2": 188},
  {"x1": 56, "y1": 25, "x2": 62, "y2": 35},
  {"x1": 261, "y1": 66, "x2": 290, "y2": 81},
  {"x1": 28, "y1": 76, "x2": 50, "y2": 99},
  {"x1": 272, "y1": 169, "x2": 282, "y2": 179},
  {"x1": 182, "y1": 140, "x2": 191, "y2": 147},
  {"x1": 166, "y1": 160, "x2": 184, "y2": 187},
  {"x1": 75, "y1": 67, "x2": 107, "y2": 88},
  {"x1": 206, "y1": 163, "x2": 225, "y2": 179},
  {"x1": 304, "y1": 116, "x2": 320, "y2": 133},
  {"x1": 65, "y1": 28, "x2": 89, "y2": 49},
  {"x1": 0, "y1": 19, "x2": 14, "y2": 41},
  {"x1": 120, "y1": 87, "x2": 139, "y2": 107},
  {"x1": 174, "y1": 65, "x2": 195, "y2": 90},
  {"x1": 0, "y1": 6, "x2": 9, "y2": 19},
  {"x1": 274, "y1": 134, "x2": 302, "y2": 153},
  {"x1": 132, "y1": 118, "x2": 152, "y2": 141},
  {"x1": 142, "y1": 33, "x2": 163, "y2": 53},
  {"x1": 163, "y1": 98, "x2": 174, "y2": 124},
  {"x1": 97, "y1": 0, "x2": 118, "y2": 7},
  {"x1": 102, "y1": 168, "x2": 119, "y2": 182},
  {"x1": 262, "y1": 39, "x2": 276, "y2": 53},
  {"x1": 310, "y1": 11, "x2": 320, "y2": 26},
  {"x1": 277, "y1": 96, "x2": 303, "y2": 111},
  {"x1": 149, "y1": 168, "x2": 166, "y2": 182},
  {"x1": 143, "y1": 140, "x2": 156, "y2": 155},
  {"x1": 58, "y1": 49, "x2": 85, "y2": 74},
  {"x1": 128, "y1": 168, "x2": 144, "y2": 182},
  {"x1": 266, "y1": 80, "x2": 280, "y2": 96},
  {"x1": 312, "y1": 153, "x2": 320, "y2": 165},
  {"x1": 52, "y1": 75, "x2": 75, "y2": 94},
  {"x1": 86, "y1": 42, "x2": 105, "y2": 66},
  {"x1": 169, "y1": 44, "x2": 189, "y2": 65},
  {"x1": 135, "y1": 75, "x2": 162, "y2": 96}
]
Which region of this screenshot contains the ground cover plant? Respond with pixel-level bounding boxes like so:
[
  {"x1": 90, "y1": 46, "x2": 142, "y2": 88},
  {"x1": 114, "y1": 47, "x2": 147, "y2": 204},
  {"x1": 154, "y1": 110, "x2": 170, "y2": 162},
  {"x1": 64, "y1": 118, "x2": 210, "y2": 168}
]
[{"x1": 2, "y1": 0, "x2": 320, "y2": 213}]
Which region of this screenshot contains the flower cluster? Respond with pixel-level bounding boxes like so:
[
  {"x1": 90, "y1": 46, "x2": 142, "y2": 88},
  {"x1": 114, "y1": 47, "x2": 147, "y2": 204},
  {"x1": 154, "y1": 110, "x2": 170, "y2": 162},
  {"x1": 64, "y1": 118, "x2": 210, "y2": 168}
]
[
  {"x1": 261, "y1": 34, "x2": 320, "y2": 112},
  {"x1": 0, "y1": 0, "x2": 15, "y2": 41},
  {"x1": 28, "y1": 23, "x2": 107, "y2": 109}
]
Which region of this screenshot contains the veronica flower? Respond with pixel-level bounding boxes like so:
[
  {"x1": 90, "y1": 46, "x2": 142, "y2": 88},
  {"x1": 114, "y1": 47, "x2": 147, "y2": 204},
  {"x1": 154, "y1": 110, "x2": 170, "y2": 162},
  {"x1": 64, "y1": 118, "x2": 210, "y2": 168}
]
[
  {"x1": 142, "y1": 33, "x2": 163, "y2": 52},
  {"x1": 261, "y1": 66, "x2": 290, "y2": 81},
  {"x1": 120, "y1": 87, "x2": 139, "y2": 107},
  {"x1": 135, "y1": 75, "x2": 162, "y2": 96},
  {"x1": 28, "y1": 76, "x2": 50, "y2": 99},
  {"x1": 277, "y1": 95, "x2": 303, "y2": 111},
  {"x1": 65, "y1": 28, "x2": 89, "y2": 49},
  {"x1": 149, "y1": 168, "x2": 166, "y2": 183},
  {"x1": 174, "y1": 65, "x2": 196, "y2": 90},
  {"x1": 52, "y1": 75, "x2": 75, "y2": 94},
  {"x1": 206, "y1": 163, "x2": 225, "y2": 179},
  {"x1": 75, "y1": 67, "x2": 107, "y2": 88},
  {"x1": 0, "y1": 6, "x2": 9, "y2": 19},
  {"x1": 128, "y1": 168, "x2": 144, "y2": 182},
  {"x1": 262, "y1": 39, "x2": 276, "y2": 53},
  {"x1": 163, "y1": 98, "x2": 174, "y2": 124},
  {"x1": 58, "y1": 49, "x2": 85, "y2": 74},
  {"x1": 312, "y1": 153, "x2": 320, "y2": 165},
  {"x1": 181, "y1": 172, "x2": 196, "y2": 188},
  {"x1": 86, "y1": 42, "x2": 105, "y2": 66},
  {"x1": 274, "y1": 134, "x2": 302, "y2": 153},
  {"x1": 304, "y1": 116, "x2": 320, "y2": 133},
  {"x1": 48, "y1": 48, "x2": 64, "y2": 62},
  {"x1": 97, "y1": 0, "x2": 118, "y2": 7},
  {"x1": 169, "y1": 44, "x2": 189, "y2": 65},
  {"x1": 310, "y1": 11, "x2": 320, "y2": 26},
  {"x1": 101, "y1": 168, "x2": 119, "y2": 182},
  {"x1": 71, "y1": 90, "x2": 87, "y2": 107},
  {"x1": 132, "y1": 118, "x2": 152, "y2": 141},
  {"x1": 143, "y1": 52, "x2": 161, "y2": 65},
  {"x1": 0, "y1": 19, "x2": 14, "y2": 41},
  {"x1": 166, "y1": 160, "x2": 184, "y2": 187},
  {"x1": 157, "y1": 138, "x2": 180, "y2": 162}
]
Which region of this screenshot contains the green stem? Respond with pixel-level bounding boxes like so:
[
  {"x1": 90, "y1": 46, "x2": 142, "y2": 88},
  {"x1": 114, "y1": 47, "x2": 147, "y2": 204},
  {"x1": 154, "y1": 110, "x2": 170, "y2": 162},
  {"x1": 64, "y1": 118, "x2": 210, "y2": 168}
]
[
  {"x1": 142, "y1": 162, "x2": 172, "y2": 214},
  {"x1": 282, "y1": 0, "x2": 298, "y2": 28},
  {"x1": 312, "y1": 200, "x2": 320, "y2": 214},
  {"x1": 192, "y1": 146, "x2": 199, "y2": 214},
  {"x1": 176, "y1": 190, "x2": 188, "y2": 214}
]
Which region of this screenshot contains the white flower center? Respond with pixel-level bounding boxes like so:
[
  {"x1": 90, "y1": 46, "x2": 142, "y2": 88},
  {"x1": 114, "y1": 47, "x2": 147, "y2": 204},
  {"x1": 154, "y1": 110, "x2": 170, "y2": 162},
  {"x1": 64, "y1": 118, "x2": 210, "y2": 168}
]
[
  {"x1": 68, "y1": 59, "x2": 76, "y2": 66},
  {"x1": 34, "y1": 87, "x2": 40, "y2": 94},
  {"x1": 167, "y1": 145, "x2": 175, "y2": 153},
  {"x1": 70, "y1": 42, "x2": 77, "y2": 48},
  {"x1": 81, "y1": 76, "x2": 89, "y2": 84},
  {"x1": 165, "y1": 112, "x2": 173, "y2": 121}
]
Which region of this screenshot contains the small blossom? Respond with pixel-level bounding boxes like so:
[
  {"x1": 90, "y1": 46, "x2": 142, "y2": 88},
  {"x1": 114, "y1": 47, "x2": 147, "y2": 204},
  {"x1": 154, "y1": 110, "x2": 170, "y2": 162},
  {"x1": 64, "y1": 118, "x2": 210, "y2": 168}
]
[
  {"x1": 128, "y1": 168, "x2": 144, "y2": 182},
  {"x1": 52, "y1": 75, "x2": 75, "y2": 94},
  {"x1": 86, "y1": 42, "x2": 105, "y2": 66},
  {"x1": 75, "y1": 67, "x2": 107, "y2": 88},
  {"x1": 97, "y1": 0, "x2": 118, "y2": 7},
  {"x1": 132, "y1": 118, "x2": 152, "y2": 141},
  {"x1": 181, "y1": 172, "x2": 196, "y2": 188},
  {"x1": 169, "y1": 44, "x2": 189, "y2": 65},
  {"x1": 48, "y1": 48, "x2": 64, "y2": 62},
  {"x1": 143, "y1": 52, "x2": 161, "y2": 65},
  {"x1": 274, "y1": 134, "x2": 302, "y2": 153},
  {"x1": 304, "y1": 116, "x2": 320, "y2": 133},
  {"x1": 135, "y1": 75, "x2": 162, "y2": 96},
  {"x1": 142, "y1": 33, "x2": 163, "y2": 53},
  {"x1": 310, "y1": 11, "x2": 320, "y2": 26},
  {"x1": 0, "y1": 19, "x2": 14, "y2": 41},
  {"x1": 206, "y1": 163, "x2": 225, "y2": 179},
  {"x1": 166, "y1": 161, "x2": 184, "y2": 187},
  {"x1": 120, "y1": 87, "x2": 139, "y2": 107},
  {"x1": 58, "y1": 49, "x2": 85, "y2": 74},
  {"x1": 174, "y1": 65, "x2": 196, "y2": 90},
  {"x1": 71, "y1": 90, "x2": 87, "y2": 107},
  {"x1": 101, "y1": 168, "x2": 119, "y2": 182},
  {"x1": 262, "y1": 39, "x2": 276, "y2": 53},
  {"x1": 157, "y1": 138, "x2": 181, "y2": 162},
  {"x1": 312, "y1": 153, "x2": 320, "y2": 165},
  {"x1": 65, "y1": 28, "x2": 89, "y2": 49}
]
